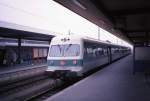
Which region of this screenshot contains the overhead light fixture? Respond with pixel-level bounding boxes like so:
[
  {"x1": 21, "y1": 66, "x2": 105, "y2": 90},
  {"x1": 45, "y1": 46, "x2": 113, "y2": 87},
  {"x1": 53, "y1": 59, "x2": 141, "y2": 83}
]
[{"x1": 72, "y1": 0, "x2": 86, "y2": 10}]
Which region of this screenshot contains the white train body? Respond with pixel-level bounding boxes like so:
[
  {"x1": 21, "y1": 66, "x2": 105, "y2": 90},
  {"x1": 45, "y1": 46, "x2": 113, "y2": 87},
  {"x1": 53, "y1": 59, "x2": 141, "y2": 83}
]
[
  {"x1": 47, "y1": 35, "x2": 83, "y2": 76},
  {"x1": 46, "y1": 35, "x2": 130, "y2": 77}
]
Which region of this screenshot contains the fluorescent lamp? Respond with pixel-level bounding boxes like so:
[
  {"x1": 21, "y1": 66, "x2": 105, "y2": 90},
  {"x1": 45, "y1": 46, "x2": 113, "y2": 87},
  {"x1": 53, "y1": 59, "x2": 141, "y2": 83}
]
[{"x1": 72, "y1": 0, "x2": 86, "y2": 10}]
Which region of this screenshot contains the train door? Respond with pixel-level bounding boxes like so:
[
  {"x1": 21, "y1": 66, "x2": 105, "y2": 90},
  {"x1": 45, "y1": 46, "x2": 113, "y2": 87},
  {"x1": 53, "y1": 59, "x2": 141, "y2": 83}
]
[
  {"x1": 0, "y1": 49, "x2": 5, "y2": 66},
  {"x1": 107, "y1": 46, "x2": 112, "y2": 63}
]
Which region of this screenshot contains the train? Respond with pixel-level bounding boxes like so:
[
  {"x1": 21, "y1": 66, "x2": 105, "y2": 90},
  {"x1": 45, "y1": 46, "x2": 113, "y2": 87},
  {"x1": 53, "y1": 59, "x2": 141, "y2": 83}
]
[
  {"x1": 0, "y1": 37, "x2": 49, "y2": 67},
  {"x1": 46, "y1": 35, "x2": 131, "y2": 77}
]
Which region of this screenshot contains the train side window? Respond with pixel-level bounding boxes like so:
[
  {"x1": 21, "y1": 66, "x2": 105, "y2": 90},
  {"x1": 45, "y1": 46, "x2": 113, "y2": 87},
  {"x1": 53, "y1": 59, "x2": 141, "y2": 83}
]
[
  {"x1": 103, "y1": 48, "x2": 107, "y2": 56},
  {"x1": 98, "y1": 47, "x2": 103, "y2": 55},
  {"x1": 111, "y1": 48, "x2": 115, "y2": 54}
]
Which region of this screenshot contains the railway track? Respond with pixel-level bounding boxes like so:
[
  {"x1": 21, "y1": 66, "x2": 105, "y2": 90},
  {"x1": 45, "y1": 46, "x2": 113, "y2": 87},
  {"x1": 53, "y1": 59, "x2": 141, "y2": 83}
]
[
  {"x1": 22, "y1": 66, "x2": 106, "y2": 101},
  {"x1": 0, "y1": 62, "x2": 110, "y2": 101},
  {"x1": 0, "y1": 74, "x2": 63, "y2": 101},
  {"x1": 0, "y1": 65, "x2": 47, "y2": 86},
  {"x1": 0, "y1": 65, "x2": 70, "y2": 101},
  {"x1": 27, "y1": 78, "x2": 78, "y2": 101},
  {"x1": 28, "y1": 63, "x2": 112, "y2": 101},
  {"x1": 0, "y1": 75, "x2": 48, "y2": 93}
]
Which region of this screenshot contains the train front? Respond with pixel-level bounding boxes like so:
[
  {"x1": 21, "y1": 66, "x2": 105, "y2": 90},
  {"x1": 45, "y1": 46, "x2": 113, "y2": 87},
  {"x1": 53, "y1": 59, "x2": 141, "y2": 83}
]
[{"x1": 46, "y1": 35, "x2": 83, "y2": 77}]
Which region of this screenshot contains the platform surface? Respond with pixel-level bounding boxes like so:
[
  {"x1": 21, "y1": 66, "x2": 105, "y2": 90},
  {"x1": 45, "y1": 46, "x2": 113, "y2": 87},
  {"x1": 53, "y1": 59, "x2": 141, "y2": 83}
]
[{"x1": 45, "y1": 55, "x2": 150, "y2": 101}]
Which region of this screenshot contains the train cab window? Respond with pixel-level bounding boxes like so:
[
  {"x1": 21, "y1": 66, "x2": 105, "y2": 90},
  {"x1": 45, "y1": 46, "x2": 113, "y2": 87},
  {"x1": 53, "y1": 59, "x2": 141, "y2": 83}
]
[
  {"x1": 49, "y1": 44, "x2": 80, "y2": 57},
  {"x1": 49, "y1": 45, "x2": 62, "y2": 57},
  {"x1": 64, "y1": 44, "x2": 80, "y2": 56}
]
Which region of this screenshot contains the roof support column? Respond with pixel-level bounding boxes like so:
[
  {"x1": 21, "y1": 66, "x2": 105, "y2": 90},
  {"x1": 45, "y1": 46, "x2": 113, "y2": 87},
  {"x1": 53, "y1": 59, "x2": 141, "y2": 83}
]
[
  {"x1": 18, "y1": 38, "x2": 21, "y2": 64},
  {"x1": 146, "y1": 32, "x2": 149, "y2": 46},
  {"x1": 133, "y1": 45, "x2": 135, "y2": 75}
]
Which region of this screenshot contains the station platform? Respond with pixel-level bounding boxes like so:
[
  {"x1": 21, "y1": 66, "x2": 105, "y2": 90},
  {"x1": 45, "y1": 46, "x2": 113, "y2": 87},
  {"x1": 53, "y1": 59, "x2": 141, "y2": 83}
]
[
  {"x1": 0, "y1": 63, "x2": 47, "y2": 75},
  {"x1": 45, "y1": 55, "x2": 150, "y2": 101}
]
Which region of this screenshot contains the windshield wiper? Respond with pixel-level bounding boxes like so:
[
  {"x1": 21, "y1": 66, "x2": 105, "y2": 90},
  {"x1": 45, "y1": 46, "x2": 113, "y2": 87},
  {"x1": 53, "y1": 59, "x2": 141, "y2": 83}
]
[
  {"x1": 65, "y1": 44, "x2": 72, "y2": 52},
  {"x1": 58, "y1": 44, "x2": 62, "y2": 53}
]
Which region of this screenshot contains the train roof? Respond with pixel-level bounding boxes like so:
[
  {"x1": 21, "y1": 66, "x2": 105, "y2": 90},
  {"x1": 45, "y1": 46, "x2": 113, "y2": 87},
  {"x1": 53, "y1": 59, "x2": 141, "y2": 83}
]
[
  {"x1": 52, "y1": 35, "x2": 129, "y2": 48},
  {"x1": 82, "y1": 36, "x2": 129, "y2": 48}
]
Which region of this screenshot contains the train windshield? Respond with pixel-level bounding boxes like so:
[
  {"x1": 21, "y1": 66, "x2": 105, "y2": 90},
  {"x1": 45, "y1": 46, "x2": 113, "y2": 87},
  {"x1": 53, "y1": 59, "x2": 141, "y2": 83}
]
[{"x1": 49, "y1": 44, "x2": 80, "y2": 57}]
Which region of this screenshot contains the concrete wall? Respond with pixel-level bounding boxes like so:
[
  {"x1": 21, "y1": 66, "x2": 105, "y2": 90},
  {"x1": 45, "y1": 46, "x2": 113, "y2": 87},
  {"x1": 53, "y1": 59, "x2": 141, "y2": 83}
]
[
  {"x1": 134, "y1": 47, "x2": 150, "y2": 73},
  {"x1": 135, "y1": 47, "x2": 150, "y2": 60}
]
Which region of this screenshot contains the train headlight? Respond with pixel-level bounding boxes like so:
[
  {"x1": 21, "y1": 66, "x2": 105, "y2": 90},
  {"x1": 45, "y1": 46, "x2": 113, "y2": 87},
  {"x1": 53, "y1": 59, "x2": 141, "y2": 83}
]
[
  {"x1": 49, "y1": 60, "x2": 54, "y2": 65},
  {"x1": 60, "y1": 60, "x2": 65, "y2": 65},
  {"x1": 61, "y1": 38, "x2": 70, "y2": 42},
  {"x1": 72, "y1": 60, "x2": 77, "y2": 65}
]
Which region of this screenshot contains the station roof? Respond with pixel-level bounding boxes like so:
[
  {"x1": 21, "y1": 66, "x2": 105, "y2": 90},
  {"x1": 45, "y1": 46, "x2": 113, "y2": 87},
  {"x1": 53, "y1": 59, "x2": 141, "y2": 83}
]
[
  {"x1": 0, "y1": 21, "x2": 55, "y2": 41},
  {"x1": 54, "y1": 0, "x2": 150, "y2": 46}
]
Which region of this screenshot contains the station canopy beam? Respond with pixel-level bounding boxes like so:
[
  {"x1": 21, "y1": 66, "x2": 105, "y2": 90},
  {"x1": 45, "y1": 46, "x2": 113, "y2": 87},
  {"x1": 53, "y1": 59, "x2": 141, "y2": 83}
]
[
  {"x1": 54, "y1": 0, "x2": 150, "y2": 46},
  {"x1": 0, "y1": 21, "x2": 55, "y2": 41}
]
